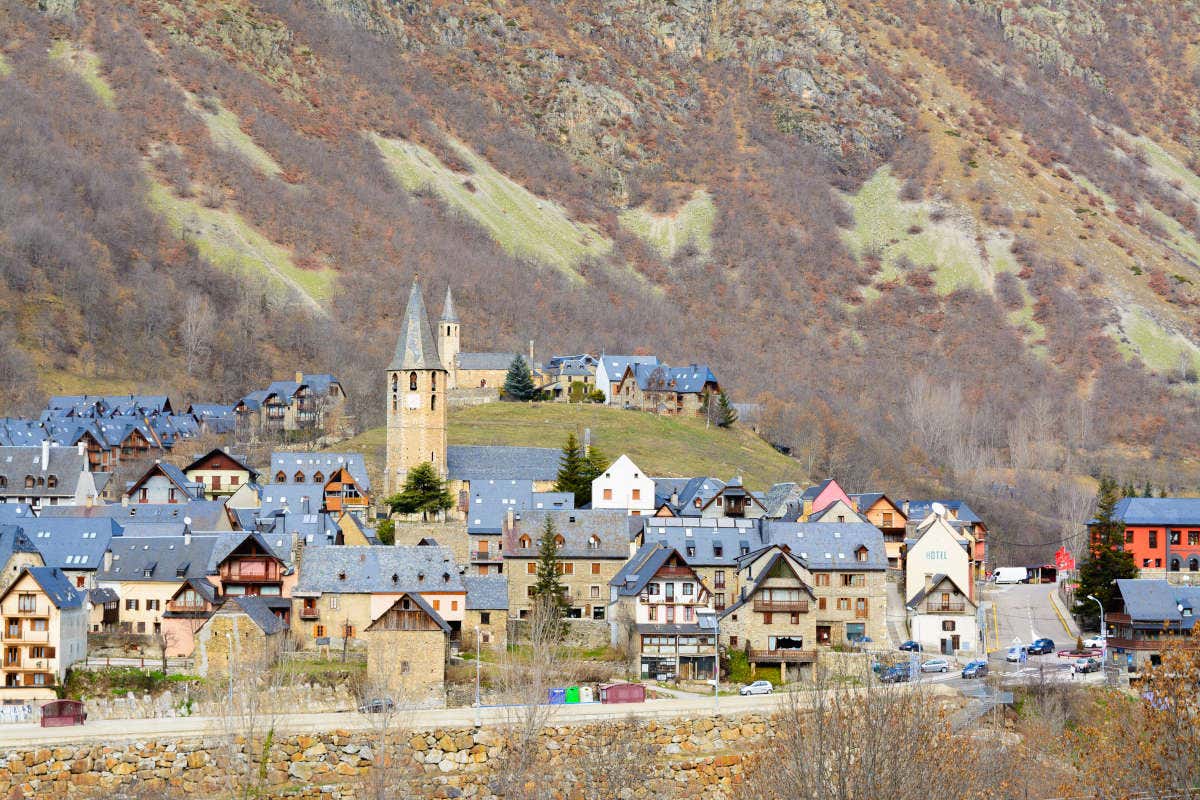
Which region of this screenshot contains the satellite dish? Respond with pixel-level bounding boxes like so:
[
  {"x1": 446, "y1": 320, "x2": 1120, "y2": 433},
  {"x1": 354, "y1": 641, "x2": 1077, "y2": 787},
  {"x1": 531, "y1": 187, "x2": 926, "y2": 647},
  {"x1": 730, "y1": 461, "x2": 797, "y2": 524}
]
[
  {"x1": 183, "y1": 516, "x2": 192, "y2": 526},
  {"x1": 931, "y1": 502, "x2": 947, "y2": 518}
]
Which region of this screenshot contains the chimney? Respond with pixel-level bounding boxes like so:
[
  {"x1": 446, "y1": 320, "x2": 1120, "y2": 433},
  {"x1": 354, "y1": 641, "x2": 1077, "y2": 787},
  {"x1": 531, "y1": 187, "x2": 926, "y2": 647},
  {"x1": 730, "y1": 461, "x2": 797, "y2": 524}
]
[
  {"x1": 103, "y1": 550, "x2": 113, "y2": 572},
  {"x1": 295, "y1": 371, "x2": 304, "y2": 384},
  {"x1": 924, "y1": 573, "x2": 934, "y2": 595},
  {"x1": 41, "y1": 440, "x2": 50, "y2": 471},
  {"x1": 505, "y1": 507, "x2": 515, "y2": 533},
  {"x1": 184, "y1": 529, "x2": 192, "y2": 547},
  {"x1": 77, "y1": 441, "x2": 86, "y2": 456},
  {"x1": 121, "y1": 494, "x2": 129, "y2": 508},
  {"x1": 528, "y1": 340, "x2": 534, "y2": 364}
]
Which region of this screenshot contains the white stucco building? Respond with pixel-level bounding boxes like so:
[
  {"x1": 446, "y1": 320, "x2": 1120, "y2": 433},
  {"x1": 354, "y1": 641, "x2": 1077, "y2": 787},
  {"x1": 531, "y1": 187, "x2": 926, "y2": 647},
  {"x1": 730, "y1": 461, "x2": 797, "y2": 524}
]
[{"x1": 591, "y1": 455, "x2": 655, "y2": 514}]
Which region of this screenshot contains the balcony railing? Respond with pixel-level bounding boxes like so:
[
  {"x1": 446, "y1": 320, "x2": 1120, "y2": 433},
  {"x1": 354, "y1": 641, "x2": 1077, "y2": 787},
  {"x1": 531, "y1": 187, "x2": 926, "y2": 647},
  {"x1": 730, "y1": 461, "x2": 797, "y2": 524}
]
[
  {"x1": 927, "y1": 601, "x2": 966, "y2": 613},
  {"x1": 470, "y1": 551, "x2": 504, "y2": 563},
  {"x1": 753, "y1": 600, "x2": 809, "y2": 613},
  {"x1": 748, "y1": 649, "x2": 817, "y2": 663},
  {"x1": 1106, "y1": 636, "x2": 1200, "y2": 651},
  {"x1": 220, "y1": 561, "x2": 281, "y2": 583},
  {"x1": 299, "y1": 608, "x2": 319, "y2": 620},
  {"x1": 166, "y1": 601, "x2": 209, "y2": 614},
  {"x1": 4, "y1": 629, "x2": 48, "y2": 643}
]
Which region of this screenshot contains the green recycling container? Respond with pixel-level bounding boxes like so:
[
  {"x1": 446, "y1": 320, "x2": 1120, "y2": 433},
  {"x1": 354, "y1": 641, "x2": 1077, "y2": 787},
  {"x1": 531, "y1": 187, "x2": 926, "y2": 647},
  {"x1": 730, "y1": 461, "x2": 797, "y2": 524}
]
[{"x1": 564, "y1": 686, "x2": 580, "y2": 704}]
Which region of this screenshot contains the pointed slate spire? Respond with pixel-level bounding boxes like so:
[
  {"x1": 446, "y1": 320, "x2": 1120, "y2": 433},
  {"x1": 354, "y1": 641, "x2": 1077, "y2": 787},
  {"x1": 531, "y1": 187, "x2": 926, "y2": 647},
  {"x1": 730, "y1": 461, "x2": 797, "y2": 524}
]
[
  {"x1": 439, "y1": 285, "x2": 459, "y2": 323},
  {"x1": 388, "y1": 278, "x2": 444, "y2": 371}
]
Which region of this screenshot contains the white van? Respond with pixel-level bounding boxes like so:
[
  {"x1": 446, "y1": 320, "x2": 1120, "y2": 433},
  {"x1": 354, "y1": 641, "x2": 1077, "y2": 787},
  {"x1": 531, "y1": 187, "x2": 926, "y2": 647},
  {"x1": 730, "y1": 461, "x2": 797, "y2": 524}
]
[{"x1": 993, "y1": 567, "x2": 1027, "y2": 584}]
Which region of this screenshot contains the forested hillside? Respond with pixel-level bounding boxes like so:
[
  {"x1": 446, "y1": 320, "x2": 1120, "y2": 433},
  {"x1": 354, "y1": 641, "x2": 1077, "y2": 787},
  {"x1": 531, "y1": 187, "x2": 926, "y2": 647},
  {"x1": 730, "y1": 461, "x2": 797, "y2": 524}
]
[{"x1": 3, "y1": 0, "x2": 1200, "y2": 559}]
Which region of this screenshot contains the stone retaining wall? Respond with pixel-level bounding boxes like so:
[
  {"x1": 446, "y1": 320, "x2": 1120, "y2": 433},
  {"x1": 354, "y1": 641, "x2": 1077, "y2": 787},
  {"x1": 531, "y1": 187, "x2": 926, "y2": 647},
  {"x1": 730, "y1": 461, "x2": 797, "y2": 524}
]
[
  {"x1": 82, "y1": 683, "x2": 356, "y2": 722},
  {"x1": 0, "y1": 714, "x2": 771, "y2": 799}
]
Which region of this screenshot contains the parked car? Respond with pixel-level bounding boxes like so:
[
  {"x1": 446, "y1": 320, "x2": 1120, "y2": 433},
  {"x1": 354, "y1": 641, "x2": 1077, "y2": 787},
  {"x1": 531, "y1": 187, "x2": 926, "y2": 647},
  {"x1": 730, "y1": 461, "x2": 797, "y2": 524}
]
[
  {"x1": 1006, "y1": 645, "x2": 1029, "y2": 662},
  {"x1": 1074, "y1": 657, "x2": 1103, "y2": 674},
  {"x1": 961, "y1": 660, "x2": 989, "y2": 679},
  {"x1": 1083, "y1": 635, "x2": 1106, "y2": 649},
  {"x1": 357, "y1": 697, "x2": 396, "y2": 714},
  {"x1": 1028, "y1": 638, "x2": 1056, "y2": 655},
  {"x1": 921, "y1": 658, "x2": 950, "y2": 673},
  {"x1": 898, "y1": 640, "x2": 922, "y2": 652},
  {"x1": 739, "y1": 680, "x2": 774, "y2": 696},
  {"x1": 880, "y1": 665, "x2": 912, "y2": 684}
]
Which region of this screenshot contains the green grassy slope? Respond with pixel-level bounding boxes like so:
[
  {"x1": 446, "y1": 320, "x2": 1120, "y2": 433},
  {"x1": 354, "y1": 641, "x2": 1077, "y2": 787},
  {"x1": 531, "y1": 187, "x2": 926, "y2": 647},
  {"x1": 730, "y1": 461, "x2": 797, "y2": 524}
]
[{"x1": 334, "y1": 402, "x2": 800, "y2": 491}]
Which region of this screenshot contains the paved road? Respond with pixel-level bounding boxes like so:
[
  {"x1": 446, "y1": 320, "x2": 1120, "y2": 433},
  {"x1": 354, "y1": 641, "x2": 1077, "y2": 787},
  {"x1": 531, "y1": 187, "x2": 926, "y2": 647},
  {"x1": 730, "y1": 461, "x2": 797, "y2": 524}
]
[{"x1": 985, "y1": 581, "x2": 1073, "y2": 653}]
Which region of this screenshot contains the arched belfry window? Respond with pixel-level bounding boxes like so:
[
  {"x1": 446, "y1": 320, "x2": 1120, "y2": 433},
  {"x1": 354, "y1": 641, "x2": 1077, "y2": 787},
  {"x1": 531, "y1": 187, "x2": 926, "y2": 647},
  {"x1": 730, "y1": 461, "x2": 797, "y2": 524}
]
[
  {"x1": 431, "y1": 372, "x2": 437, "y2": 390},
  {"x1": 409, "y1": 372, "x2": 418, "y2": 391}
]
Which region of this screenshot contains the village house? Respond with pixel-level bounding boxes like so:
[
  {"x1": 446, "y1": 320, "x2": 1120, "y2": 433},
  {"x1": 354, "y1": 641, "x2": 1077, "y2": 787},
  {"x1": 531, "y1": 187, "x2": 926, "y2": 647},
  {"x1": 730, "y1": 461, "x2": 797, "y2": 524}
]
[
  {"x1": 1090, "y1": 497, "x2": 1200, "y2": 580},
  {"x1": 291, "y1": 545, "x2": 466, "y2": 651},
  {"x1": 851, "y1": 493, "x2": 908, "y2": 568},
  {"x1": 614, "y1": 363, "x2": 720, "y2": 416},
  {"x1": 463, "y1": 575, "x2": 509, "y2": 649},
  {"x1": 629, "y1": 517, "x2": 758, "y2": 611},
  {"x1": 1107, "y1": 579, "x2": 1200, "y2": 669},
  {"x1": 0, "y1": 443, "x2": 104, "y2": 509},
  {"x1": 503, "y1": 509, "x2": 631, "y2": 621},
  {"x1": 182, "y1": 448, "x2": 258, "y2": 500},
  {"x1": 364, "y1": 592, "x2": 450, "y2": 705},
  {"x1": 123, "y1": 461, "x2": 204, "y2": 505},
  {"x1": 609, "y1": 543, "x2": 718, "y2": 681},
  {"x1": 906, "y1": 572, "x2": 978, "y2": 655},
  {"x1": 905, "y1": 500, "x2": 988, "y2": 580},
  {"x1": 903, "y1": 513, "x2": 980, "y2": 654},
  {"x1": 192, "y1": 595, "x2": 287, "y2": 680},
  {"x1": 0, "y1": 525, "x2": 43, "y2": 596},
  {"x1": 595, "y1": 355, "x2": 659, "y2": 404},
  {"x1": 237, "y1": 373, "x2": 347, "y2": 435},
  {"x1": 23, "y1": 517, "x2": 122, "y2": 590},
  {"x1": 591, "y1": 455, "x2": 656, "y2": 515},
  {"x1": 652, "y1": 477, "x2": 727, "y2": 517},
  {"x1": 540, "y1": 355, "x2": 598, "y2": 402},
  {"x1": 0, "y1": 567, "x2": 87, "y2": 700},
  {"x1": 464, "y1": 480, "x2": 573, "y2": 575}
]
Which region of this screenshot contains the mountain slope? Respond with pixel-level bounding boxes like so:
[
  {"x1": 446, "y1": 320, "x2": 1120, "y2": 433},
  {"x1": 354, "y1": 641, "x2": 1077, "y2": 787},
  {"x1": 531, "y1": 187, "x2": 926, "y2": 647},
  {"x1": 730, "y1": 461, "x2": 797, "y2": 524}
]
[{"x1": 3, "y1": 0, "x2": 1200, "y2": 559}]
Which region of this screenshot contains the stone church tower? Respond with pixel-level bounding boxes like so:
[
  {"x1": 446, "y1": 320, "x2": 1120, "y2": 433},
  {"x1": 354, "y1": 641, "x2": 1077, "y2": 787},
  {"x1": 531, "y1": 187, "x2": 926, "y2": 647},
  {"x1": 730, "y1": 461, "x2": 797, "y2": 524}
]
[
  {"x1": 385, "y1": 279, "x2": 448, "y2": 496},
  {"x1": 438, "y1": 286, "x2": 461, "y2": 389}
]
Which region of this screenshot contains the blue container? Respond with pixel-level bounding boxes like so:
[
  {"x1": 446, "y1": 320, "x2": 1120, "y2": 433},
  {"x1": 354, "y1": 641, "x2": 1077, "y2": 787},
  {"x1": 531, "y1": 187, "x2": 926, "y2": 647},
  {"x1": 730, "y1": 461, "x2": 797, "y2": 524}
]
[{"x1": 548, "y1": 688, "x2": 566, "y2": 705}]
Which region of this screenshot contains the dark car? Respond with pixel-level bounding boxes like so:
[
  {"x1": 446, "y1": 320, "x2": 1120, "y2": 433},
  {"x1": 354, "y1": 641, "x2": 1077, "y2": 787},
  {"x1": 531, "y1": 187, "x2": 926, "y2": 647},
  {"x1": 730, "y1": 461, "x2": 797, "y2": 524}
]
[
  {"x1": 898, "y1": 640, "x2": 922, "y2": 652},
  {"x1": 1028, "y1": 638, "x2": 1056, "y2": 655},
  {"x1": 880, "y1": 665, "x2": 912, "y2": 684},
  {"x1": 961, "y1": 660, "x2": 989, "y2": 679},
  {"x1": 1074, "y1": 657, "x2": 1102, "y2": 674},
  {"x1": 357, "y1": 697, "x2": 396, "y2": 714}
]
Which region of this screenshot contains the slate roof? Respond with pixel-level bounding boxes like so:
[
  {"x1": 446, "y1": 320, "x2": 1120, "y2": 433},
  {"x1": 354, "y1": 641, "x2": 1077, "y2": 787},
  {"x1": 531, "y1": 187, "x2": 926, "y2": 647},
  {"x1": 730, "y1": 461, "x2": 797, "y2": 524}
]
[
  {"x1": 906, "y1": 573, "x2": 975, "y2": 609},
  {"x1": 762, "y1": 483, "x2": 802, "y2": 520},
  {"x1": 25, "y1": 517, "x2": 121, "y2": 571},
  {"x1": 905, "y1": 500, "x2": 982, "y2": 525},
  {"x1": 295, "y1": 545, "x2": 465, "y2": 595},
  {"x1": 0, "y1": 524, "x2": 39, "y2": 573},
  {"x1": 206, "y1": 532, "x2": 294, "y2": 572},
  {"x1": 367, "y1": 593, "x2": 451, "y2": 634},
  {"x1": 439, "y1": 285, "x2": 459, "y2": 323},
  {"x1": 610, "y1": 543, "x2": 685, "y2": 596},
  {"x1": 88, "y1": 587, "x2": 118, "y2": 605},
  {"x1": 1116, "y1": 579, "x2": 1200, "y2": 631},
  {"x1": 222, "y1": 595, "x2": 286, "y2": 635},
  {"x1": 636, "y1": 516, "x2": 763, "y2": 567},
  {"x1": 182, "y1": 448, "x2": 257, "y2": 478},
  {"x1": 0, "y1": 445, "x2": 89, "y2": 498},
  {"x1": 270, "y1": 452, "x2": 370, "y2": 492},
  {"x1": 800, "y1": 479, "x2": 836, "y2": 503},
  {"x1": 597, "y1": 355, "x2": 659, "y2": 384},
  {"x1": 658, "y1": 477, "x2": 725, "y2": 516},
  {"x1": 447, "y1": 445, "x2": 561, "y2": 483},
  {"x1": 627, "y1": 364, "x2": 717, "y2": 394},
  {"x1": 761, "y1": 521, "x2": 888, "y2": 570},
  {"x1": 465, "y1": 481, "x2": 574, "y2": 534},
  {"x1": 456, "y1": 352, "x2": 518, "y2": 371},
  {"x1": 808, "y1": 502, "x2": 871, "y2": 524},
  {"x1": 20, "y1": 567, "x2": 84, "y2": 609},
  {"x1": 0, "y1": 503, "x2": 34, "y2": 523},
  {"x1": 1110, "y1": 497, "x2": 1200, "y2": 526},
  {"x1": 96, "y1": 535, "x2": 222, "y2": 582},
  {"x1": 505, "y1": 509, "x2": 631, "y2": 559},
  {"x1": 41, "y1": 500, "x2": 233, "y2": 530},
  {"x1": 464, "y1": 575, "x2": 509, "y2": 610},
  {"x1": 300, "y1": 374, "x2": 342, "y2": 398},
  {"x1": 259, "y1": 483, "x2": 327, "y2": 515},
  {"x1": 389, "y1": 279, "x2": 444, "y2": 371}
]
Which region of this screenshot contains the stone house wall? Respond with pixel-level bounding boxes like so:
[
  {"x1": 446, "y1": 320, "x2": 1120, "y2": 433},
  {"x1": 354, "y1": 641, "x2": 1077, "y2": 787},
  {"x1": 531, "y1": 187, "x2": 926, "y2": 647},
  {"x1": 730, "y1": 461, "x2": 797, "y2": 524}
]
[{"x1": 364, "y1": 628, "x2": 446, "y2": 706}]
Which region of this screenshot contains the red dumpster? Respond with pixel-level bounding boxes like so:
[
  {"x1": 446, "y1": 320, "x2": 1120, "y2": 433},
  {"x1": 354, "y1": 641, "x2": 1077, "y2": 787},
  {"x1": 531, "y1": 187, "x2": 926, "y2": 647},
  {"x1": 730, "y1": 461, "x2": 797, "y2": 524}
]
[
  {"x1": 600, "y1": 683, "x2": 646, "y2": 704},
  {"x1": 40, "y1": 700, "x2": 86, "y2": 727}
]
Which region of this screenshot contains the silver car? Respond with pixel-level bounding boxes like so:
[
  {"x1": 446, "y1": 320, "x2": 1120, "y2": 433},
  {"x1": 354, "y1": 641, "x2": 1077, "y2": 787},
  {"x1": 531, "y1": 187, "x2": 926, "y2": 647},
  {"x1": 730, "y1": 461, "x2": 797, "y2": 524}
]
[
  {"x1": 920, "y1": 658, "x2": 949, "y2": 673},
  {"x1": 739, "y1": 680, "x2": 774, "y2": 695}
]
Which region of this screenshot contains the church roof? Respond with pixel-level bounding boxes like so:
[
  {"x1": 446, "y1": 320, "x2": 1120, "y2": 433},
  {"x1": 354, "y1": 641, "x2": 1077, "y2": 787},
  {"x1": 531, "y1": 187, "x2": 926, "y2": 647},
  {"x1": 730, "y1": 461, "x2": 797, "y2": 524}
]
[
  {"x1": 389, "y1": 279, "x2": 444, "y2": 372},
  {"x1": 440, "y1": 285, "x2": 459, "y2": 323}
]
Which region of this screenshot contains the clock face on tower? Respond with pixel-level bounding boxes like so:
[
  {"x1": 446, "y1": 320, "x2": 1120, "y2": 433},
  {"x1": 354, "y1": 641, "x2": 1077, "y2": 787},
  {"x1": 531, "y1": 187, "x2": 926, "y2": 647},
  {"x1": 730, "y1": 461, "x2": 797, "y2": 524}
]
[{"x1": 406, "y1": 393, "x2": 421, "y2": 410}]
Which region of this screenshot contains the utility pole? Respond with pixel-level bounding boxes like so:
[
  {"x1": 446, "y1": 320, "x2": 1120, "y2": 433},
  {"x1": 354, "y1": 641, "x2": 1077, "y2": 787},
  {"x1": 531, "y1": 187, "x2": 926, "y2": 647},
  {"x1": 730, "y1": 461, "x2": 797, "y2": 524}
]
[
  {"x1": 474, "y1": 625, "x2": 482, "y2": 727},
  {"x1": 713, "y1": 616, "x2": 720, "y2": 714}
]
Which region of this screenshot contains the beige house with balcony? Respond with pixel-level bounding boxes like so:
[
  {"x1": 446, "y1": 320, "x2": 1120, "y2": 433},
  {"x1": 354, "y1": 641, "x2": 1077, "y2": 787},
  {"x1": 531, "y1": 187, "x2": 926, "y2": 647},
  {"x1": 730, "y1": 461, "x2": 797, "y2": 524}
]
[{"x1": 1, "y1": 567, "x2": 87, "y2": 700}]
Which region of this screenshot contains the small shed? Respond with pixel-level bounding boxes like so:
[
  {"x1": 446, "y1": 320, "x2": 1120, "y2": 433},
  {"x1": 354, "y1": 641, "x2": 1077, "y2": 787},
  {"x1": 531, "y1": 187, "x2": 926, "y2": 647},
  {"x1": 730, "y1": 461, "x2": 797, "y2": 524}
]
[{"x1": 40, "y1": 699, "x2": 86, "y2": 727}]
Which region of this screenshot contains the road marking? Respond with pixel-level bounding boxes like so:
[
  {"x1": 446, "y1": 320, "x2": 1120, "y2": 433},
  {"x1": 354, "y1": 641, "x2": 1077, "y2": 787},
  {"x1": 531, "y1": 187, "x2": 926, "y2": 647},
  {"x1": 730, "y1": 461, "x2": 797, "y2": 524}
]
[{"x1": 1049, "y1": 588, "x2": 1074, "y2": 637}]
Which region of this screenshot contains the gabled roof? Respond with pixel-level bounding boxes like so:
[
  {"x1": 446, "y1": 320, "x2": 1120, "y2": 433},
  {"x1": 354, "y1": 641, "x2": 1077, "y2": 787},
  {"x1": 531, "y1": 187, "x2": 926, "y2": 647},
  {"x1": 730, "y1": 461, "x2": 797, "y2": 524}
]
[
  {"x1": 25, "y1": 517, "x2": 121, "y2": 571},
  {"x1": 761, "y1": 521, "x2": 887, "y2": 570},
  {"x1": 97, "y1": 535, "x2": 221, "y2": 582},
  {"x1": 389, "y1": 279, "x2": 444, "y2": 371},
  {"x1": 300, "y1": 374, "x2": 342, "y2": 397},
  {"x1": 762, "y1": 482, "x2": 802, "y2": 520},
  {"x1": 1110, "y1": 497, "x2": 1200, "y2": 526},
  {"x1": 808, "y1": 500, "x2": 871, "y2": 524},
  {"x1": 295, "y1": 545, "x2": 464, "y2": 595},
  {"x1": 597, "y1": 355, "x2": 659, "y2": 382},
  {"x1": 719, "y1": 547, "x2": 812, "y2": 618},
  {"x1": 40, "y1": 500, "x2": 234, "y2": 530},
  {"x1": 270, "y1": 452, "x2": 370, "y2": 493},
  {"x1": 259, "y1": 483, "x2": 327, "y2": 515},
  {"x1": 610, "y1": 543, "x2": 697, "y2": 596},
  {"x1": 635, "y1": 516, "x2": 763, "y2": 567},
  {"x1": 625, "y1": 363, "x2": 717, "y2": 394},
  {"x1": 0, "y1": 524, "x2": 39, "y2": 573},
  {"x1": 222, "y1": 595, "x2": 286, "y2": 635},
  {"x1": 1116, "y1": 579, "x2": 1200, "y2": 631},
  {"x1": 124, "y1": 461, "x2": 204, "y2": 501},
  {"x1": 366, "y1": 592, "x2": 451, "y2": 634},
  {"x1": 0, "y1": 445, "x2": 89, "y2": 497},
  {"x1": 905, "y1": 500, "x2": 982, "y2": 525},
  {"x1": 456, "y1": 352, "x2": 519, "y2": 371},
  {"x1": 505, "y1": 509, "x2": 631, "y2": 559},
  {"x1": 17, "y1": 566, "x2": 84, "y2": 609},
  {"x1": 464, "y1": 575, "x2": 509, "y2": 610},
  {"x1": 182, "y1": 448, "x2": 258, "y2": 479},
  {"x1": 447, "y1": 445, "x2": 561, "y2": 483},
  {"x1": 906, "y1": 573, "x2": 976, "y2": 609}
]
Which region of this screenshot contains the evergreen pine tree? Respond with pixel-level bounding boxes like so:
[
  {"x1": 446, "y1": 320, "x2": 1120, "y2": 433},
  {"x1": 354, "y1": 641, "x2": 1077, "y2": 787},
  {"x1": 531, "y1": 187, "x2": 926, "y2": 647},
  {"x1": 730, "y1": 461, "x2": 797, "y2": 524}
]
[
  {"x1": 1073, "y1": 476, "x2": 1137, "y2": 628},
  {"x1": 385, "y1": 462, "x2": 455, "y2": 521},
  {"x1": 532, "y1": 516, "x2": 568, "y2": 615},
  {"x1": 1123, "y1": 481, "x2": 1137, "y2": 498},
  {"x1": 554, "y1": 432, "x2": 587, "y2": 505},
  {"x1": 503, "y1": 355, "x2": 536, "y2": 401},
  {"x1": 716, "y1": 391, "x2": 738, "y2": 428},
  {"x1": 1142, "y1": 481, "x2": 1153, "y2": 498}
]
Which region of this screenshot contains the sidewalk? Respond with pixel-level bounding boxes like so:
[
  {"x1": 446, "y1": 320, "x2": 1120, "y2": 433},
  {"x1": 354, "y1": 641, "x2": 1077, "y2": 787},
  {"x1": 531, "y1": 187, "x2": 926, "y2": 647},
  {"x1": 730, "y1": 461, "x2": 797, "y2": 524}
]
[
  {"x1": 886, "y1": 578, "x2": 908, "y2": 646},
  {"x1": 1048, "y1": 583, "x2": 1080, "y2": 639}
]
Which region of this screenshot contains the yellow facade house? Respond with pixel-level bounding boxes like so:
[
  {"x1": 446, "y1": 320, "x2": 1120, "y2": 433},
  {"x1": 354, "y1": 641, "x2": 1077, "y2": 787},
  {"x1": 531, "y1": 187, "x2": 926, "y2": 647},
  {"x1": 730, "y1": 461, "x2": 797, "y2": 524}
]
[{"x1": 0, "y1": 567, "x2": 87, "y2": 701}]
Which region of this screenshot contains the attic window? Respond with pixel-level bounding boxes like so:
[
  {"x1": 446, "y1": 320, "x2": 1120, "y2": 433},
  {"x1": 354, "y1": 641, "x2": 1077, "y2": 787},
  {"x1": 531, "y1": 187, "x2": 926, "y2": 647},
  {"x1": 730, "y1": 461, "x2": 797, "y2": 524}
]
[
  {"x1": 47, "y1": 475, "x2": 57, "y2": 489},
  {"x1": 568, "y1": 516, "x2": 576, "y2": 523},
  {"x1": 519, "y1": 536, "x2": 531, "y2": 549},
  {"x1": 294, "y1": 471, "x2": 305, "y2": 483},
  {"x1": 275, "y1": 471, "x2": 286, "y2": 483},
  {"x1": 588, "y1": 535, "x2": 600, "y2": 550},
  {"x1": 24, "y1": 476, "x2": 33, "y2": 489},
  {"x1": 418, "y1": 572, "x2": 425, "y2": 582},
  {"x1": 338, "y1": 571, "x2": 347, "y2": 581},
  {"x1": 856, "y1": 547, "x2": 868, "y2": 562},
  {"x1": 313, "y1": 472, "x2": 324, "y2": 483},
  {"x1": 392, "y1": 573, "x2": 399, "y2": 584},
  {"x1": 442, "y1": 572, "x2": 450, "y2": 583},
  {"x1": 401, "y1": 598, "x2": 411, "y2": 610},
  {"x1": 554, "y1": 535, "x2": 565, "y2": 547},
  {"x1": 713, "y1": 544, "x2": 723, "y2": 558}
]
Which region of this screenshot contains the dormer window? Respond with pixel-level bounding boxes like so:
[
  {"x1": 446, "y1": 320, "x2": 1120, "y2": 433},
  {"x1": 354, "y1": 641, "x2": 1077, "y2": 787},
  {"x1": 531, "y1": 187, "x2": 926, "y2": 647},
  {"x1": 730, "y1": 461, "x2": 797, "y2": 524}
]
[
  {"x1": 856, "y1": 547, "x2": 868, "y2": 563},
  {"x1": 338, "y1": 571, "x2": 347, "y2": 581},
  {"x1": 47, "y1": 475, "x2": 57, "y2": 489},
  {"x1": 555, "y1": 535, "x2": 565, "y2": 547},
  {"x1": 275, "y1": 471, "x2": 286, "y2": 483},
  {"x1": 24, "y1": 475, "x2": 33, "y2": 489},
  {"x1": 519, "y1": 535, "x2": 531, "y2": 549},
  {"x1": 294, "y1": 471, "x2": 305, "y2": 483},
  {"x1": 442, "y1": 572, "x2": 450, "y2": 583},
  {"x1": 588, "y1": 535, "x2": 600, "y2": 550},
  {"x1": 392, "y1": 573, "x2": 399, "y2": 584},
  {"x1": 313, "y1": 472, "x2": 324, "y2": 484}
]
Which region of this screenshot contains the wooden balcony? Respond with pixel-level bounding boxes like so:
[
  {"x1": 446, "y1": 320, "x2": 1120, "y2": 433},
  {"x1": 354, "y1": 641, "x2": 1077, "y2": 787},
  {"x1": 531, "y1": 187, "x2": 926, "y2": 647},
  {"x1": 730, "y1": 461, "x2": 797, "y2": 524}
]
[
  {"x1": 753, "y1": 599, "x2": 809, "y2": 613},
  {"x1": 926, "y1": 601, "x2": 966, "y2": 613},
  {"x1": 1106, "y1": 636, "x2": 1200, "y2": 652},
  {"x1": 299, "y1": 608, "x2": 319, "y2": 620},
  {"x1": 470, "y1": 550, "x2": 504, "y2": 563},
  {"x1": 748, "y1": 649, "x2": 817, "y2": 663},
  {"x1": 219, "y1": 559, "x2": 281, "y2": 583},
  {"x1": 166, "y1": 601, "x2": 209, "y2": 615}
]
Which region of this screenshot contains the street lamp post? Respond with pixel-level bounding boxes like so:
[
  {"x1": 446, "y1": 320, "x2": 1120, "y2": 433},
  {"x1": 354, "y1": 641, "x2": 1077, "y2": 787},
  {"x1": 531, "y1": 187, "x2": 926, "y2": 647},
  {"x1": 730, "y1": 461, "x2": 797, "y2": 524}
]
[
  {"x1": 1086, "y1": 594, "x2": 1106, "y2": 661},
  {"x1": 225, "y1": 631, "x2": 233, "y2": 706},
  {"x1": 474, "y1": 625, "x2": 482, "y2": 727},
  {"x1": 713, "y1": 617, "x2": 720, "y2": 714}
]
